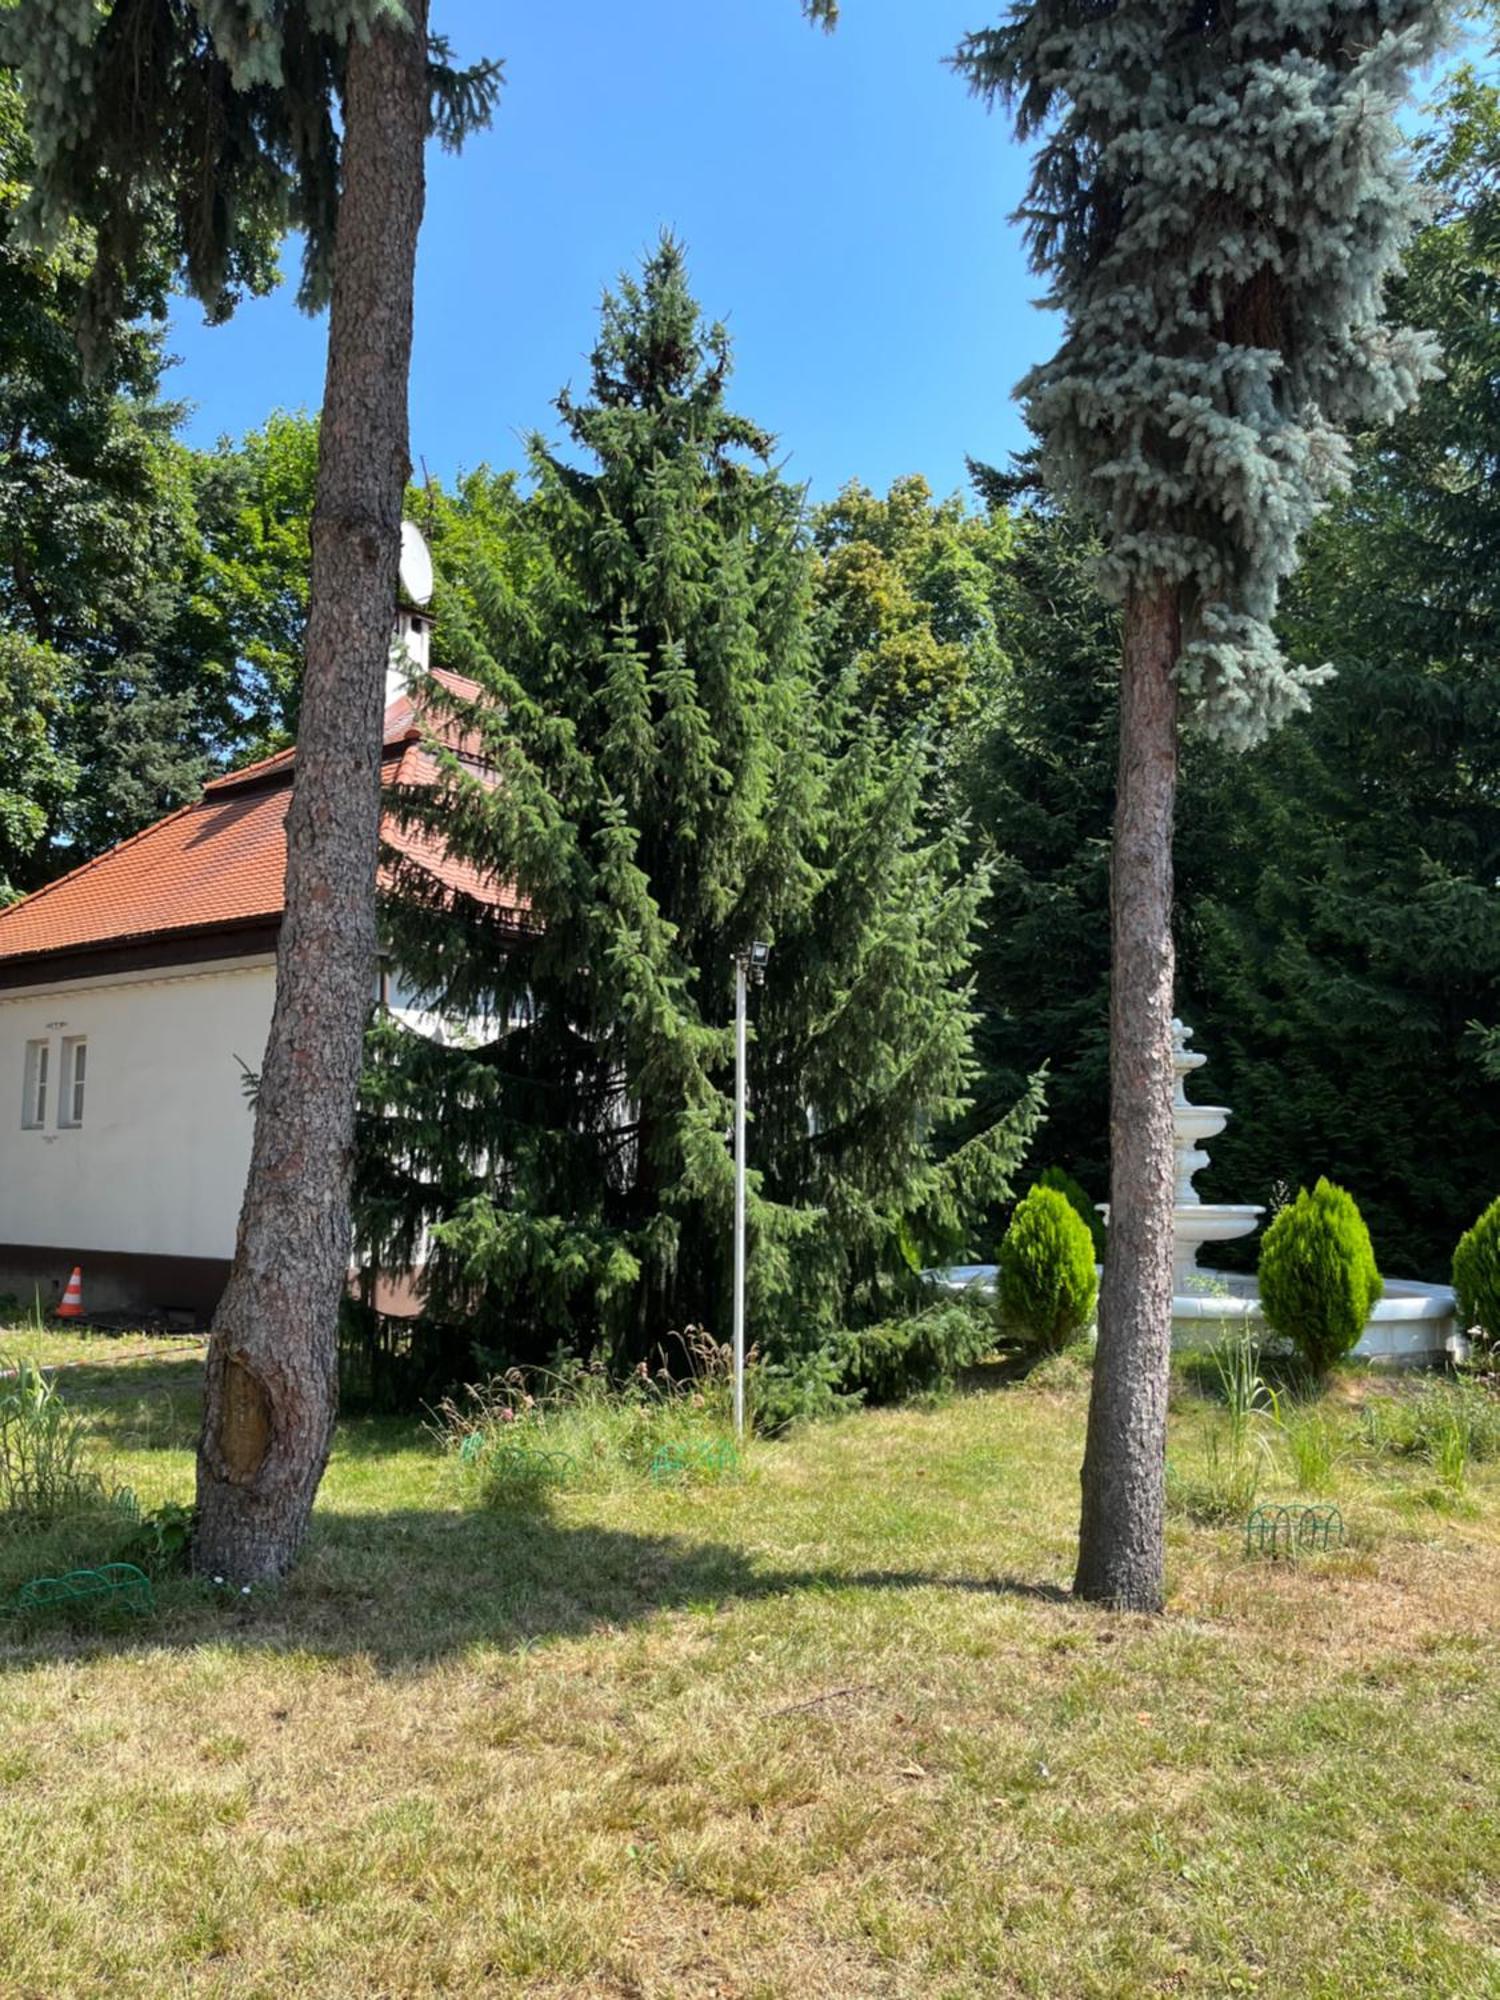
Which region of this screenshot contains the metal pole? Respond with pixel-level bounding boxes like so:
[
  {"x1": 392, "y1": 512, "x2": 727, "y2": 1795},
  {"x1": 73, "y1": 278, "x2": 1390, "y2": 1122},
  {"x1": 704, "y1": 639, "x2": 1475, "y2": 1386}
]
[{"x1": 732, "y1": 954, "x2": 748, "y2": 1439}]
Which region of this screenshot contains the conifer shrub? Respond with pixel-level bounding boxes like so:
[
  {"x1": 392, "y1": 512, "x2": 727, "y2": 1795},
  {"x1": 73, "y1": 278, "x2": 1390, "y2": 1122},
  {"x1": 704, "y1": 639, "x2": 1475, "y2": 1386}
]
[
  {"x1": 748, "y1": 1344, "x2": 860, "y2": 1434},
  {"x1": 838, "y1": 1295, "x2": 997, "y2": 1405},
  {"x1": 1034, "y1": 1165, "x2": 1106, "y2": 1260},
  {"x1": 996, "y1": 1186, "x2": 1099, "y2": 1356},
  {"x1": 1257, "y1": 1179, "x2": 1382, "y2": 1376},
  {"x1": 1453, "y1": 1198, "x2": 1500, "y2": 1353}
]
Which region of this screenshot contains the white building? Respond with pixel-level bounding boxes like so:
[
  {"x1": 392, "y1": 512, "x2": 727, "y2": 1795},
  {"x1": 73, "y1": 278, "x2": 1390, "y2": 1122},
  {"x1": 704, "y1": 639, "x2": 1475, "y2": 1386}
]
[{"x1": 0, "y1": 663, "x2": 518, "y2": 1319}]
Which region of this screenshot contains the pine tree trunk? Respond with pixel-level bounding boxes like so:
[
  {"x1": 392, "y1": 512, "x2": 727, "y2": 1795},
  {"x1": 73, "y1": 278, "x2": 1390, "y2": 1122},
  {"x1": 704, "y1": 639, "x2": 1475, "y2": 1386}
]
[
  {"x1": 193, "y1": 1, "x2": 430, "y2": 1583},
  {"x1": 1074, "y1": 581, "x2": 1180, "y2": 1613}
]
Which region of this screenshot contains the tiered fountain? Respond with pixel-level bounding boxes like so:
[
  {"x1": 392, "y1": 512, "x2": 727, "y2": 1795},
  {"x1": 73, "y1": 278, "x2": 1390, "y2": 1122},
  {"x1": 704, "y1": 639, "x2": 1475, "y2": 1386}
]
[
  {"x1": 1164, "y1": 1021, "x2": 1460, "y2": 1365},
  {"x1": 932, "y1": 1020, "x2": 1463, "y2": 1367},
  {"x1": 1167, "y1": 1020, "x2": 1261, "y2": 1288}
]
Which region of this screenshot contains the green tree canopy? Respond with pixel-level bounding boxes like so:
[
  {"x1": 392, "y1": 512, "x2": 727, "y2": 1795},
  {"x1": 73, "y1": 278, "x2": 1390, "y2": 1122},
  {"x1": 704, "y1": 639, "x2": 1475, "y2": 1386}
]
[
  {"x1": 359, "y1": 241, "x2": 1040, "y2": 1375},
  {"x1": 811, "y1": 474, "x2": 1010, "y2": 727},
  {"x1": 1185, "y1": 59, "x2": 1500, "y2": 1273},
  {"x1": 0, "y1": 72, "x2": 203, "y2": 890}
]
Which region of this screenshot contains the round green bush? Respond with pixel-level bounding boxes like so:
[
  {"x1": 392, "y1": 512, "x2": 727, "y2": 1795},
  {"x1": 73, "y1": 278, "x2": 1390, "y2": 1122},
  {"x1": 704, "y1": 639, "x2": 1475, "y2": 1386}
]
[
  {"x1": 1257, "y1": 1178, "x2": 1382, "y2": 1375},
  {"x1": 1453, "y1": 1197, "x2": 1500, "y2": 1353},
  {"x1": 997, "y1": 1186, "x2": 1099, "y2": 1355},
  {"x1": 1034, "y1": 1165, "x2": 1107, "y2": 1260}
]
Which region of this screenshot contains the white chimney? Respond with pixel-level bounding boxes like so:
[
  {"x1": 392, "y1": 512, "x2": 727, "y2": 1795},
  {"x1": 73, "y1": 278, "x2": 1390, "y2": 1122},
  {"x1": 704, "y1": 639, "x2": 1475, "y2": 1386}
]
[
  {"x1": 386, "y1": 520, "x2": 436, "y2": 712},
  {"x1": 386, "y1": 608, "x2": 432, "y2": 711}
]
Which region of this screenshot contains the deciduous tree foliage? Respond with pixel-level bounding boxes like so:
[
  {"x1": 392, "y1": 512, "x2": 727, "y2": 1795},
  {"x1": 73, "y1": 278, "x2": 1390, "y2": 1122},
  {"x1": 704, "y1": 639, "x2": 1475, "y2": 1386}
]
[
  {"x1": 957, "y1": 0, "x2": 1449, "y2": 1610},
  {"x1": 359, "y1": 243, "x2": 1040, "y2": 1382},
  {"x1": 0, "y1": 73, "x2": 205, "y2": 893},
  {"x1": 173, "y1": 410, "x2": 319, "y2": 759},
  {"x1": 811, "y1": 475, "x2": 1010, "y2": 728},
  {"x1": 1, "y1": 67, "x2": 320, "y2": 888}
]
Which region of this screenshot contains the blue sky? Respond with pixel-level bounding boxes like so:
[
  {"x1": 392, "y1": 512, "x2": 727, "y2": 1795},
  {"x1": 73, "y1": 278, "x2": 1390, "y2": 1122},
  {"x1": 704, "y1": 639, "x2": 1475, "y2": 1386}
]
[{"x1": 165, "y1": 1, "x2": 1047, "y2": 506}]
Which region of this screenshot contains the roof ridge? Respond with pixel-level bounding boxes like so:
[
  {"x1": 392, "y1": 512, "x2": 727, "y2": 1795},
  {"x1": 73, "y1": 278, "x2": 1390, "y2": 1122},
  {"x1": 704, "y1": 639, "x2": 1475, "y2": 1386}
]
[
  {"x1": 203, "y1": 745, "x2": 298, "y2": 793},
  {"x1": 207, "y1": 701, "x2": 426, "y2": 796}
]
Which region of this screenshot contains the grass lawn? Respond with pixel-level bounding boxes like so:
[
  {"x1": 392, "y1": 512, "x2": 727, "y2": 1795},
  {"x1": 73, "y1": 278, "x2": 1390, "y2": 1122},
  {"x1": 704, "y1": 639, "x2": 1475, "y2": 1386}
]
[{"x1": 0, "y1": 1329, "x2": 1496, "y2": 1998}]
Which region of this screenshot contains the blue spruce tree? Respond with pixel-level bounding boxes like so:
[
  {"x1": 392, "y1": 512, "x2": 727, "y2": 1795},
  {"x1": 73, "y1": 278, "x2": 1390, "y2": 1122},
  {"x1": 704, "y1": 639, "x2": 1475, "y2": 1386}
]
[{"x1": 956, "y1": 0, "x2": 1451, "y2": 1608}]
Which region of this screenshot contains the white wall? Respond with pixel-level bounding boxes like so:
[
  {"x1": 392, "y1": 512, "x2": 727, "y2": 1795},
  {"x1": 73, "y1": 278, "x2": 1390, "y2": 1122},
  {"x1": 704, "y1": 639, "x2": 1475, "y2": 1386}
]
[{"x1": 0, "y1": 957, "x2": 276, "y2": 1262}]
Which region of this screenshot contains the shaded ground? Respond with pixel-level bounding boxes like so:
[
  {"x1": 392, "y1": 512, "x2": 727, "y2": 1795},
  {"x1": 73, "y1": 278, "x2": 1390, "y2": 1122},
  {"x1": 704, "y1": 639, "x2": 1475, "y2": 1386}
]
[{"x1": 0, "y1": 1330, "x2": 1496, "y2": 1997}]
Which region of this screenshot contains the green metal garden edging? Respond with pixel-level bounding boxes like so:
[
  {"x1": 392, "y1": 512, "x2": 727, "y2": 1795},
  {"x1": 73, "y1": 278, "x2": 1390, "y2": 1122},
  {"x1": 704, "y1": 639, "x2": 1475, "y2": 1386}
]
[
  {"x1": 1244, "y1": 1504, "x2": 1345, "y2": 1560},
  {"x1": 1, "y1": 1562, "x2": 155, "y2": 1620}
]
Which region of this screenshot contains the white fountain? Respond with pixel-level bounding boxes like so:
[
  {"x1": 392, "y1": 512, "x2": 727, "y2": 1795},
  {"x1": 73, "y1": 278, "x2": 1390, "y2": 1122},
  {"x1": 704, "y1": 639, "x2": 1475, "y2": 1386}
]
[
  {"x1": 1162, "y1": 1021, "x2": 1461, "y2": 1365},
  {"x1": 931, "y1": 1018, "x2": 1463, "y2": 1367},
  {"x1": 1167, "y1": 1019, "x2": 1262, "y2": 1288}
]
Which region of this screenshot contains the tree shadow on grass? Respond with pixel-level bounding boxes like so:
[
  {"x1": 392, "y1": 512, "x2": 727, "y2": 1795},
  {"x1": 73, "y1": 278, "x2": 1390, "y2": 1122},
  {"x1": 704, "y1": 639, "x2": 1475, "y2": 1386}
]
[
  {"x1": 267, "y1": 1506, "x2": 1083, "y2": 1667},
  {"x1": 0, "y1": 1502, "x2": 1081, "y2": 1674}
]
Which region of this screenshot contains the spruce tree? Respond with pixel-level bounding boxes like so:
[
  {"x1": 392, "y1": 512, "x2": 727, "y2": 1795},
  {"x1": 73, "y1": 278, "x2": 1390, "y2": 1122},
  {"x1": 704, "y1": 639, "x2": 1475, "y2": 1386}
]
[
  {"x1": 361, "y1": 242, "x2": 1039, "y2": 1377},
  {"x1": 958, "y1": 495, "x2": 1117, "y2": 1186},
  {"x1": 956, "y1": 0, "x2": 1450, "y2": 1609},
  {"x1": 3, "y1": 1, "x2": 499, "y2": 1581},
  {"x1": 1186, "y1": 62, "x2": 1500, "y2": 1274}
]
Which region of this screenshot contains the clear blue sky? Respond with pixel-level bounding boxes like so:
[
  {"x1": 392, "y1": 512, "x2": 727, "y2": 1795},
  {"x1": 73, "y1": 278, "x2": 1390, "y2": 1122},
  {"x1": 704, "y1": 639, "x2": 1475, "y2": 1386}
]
[{"x1": 165, "y1": 1, "x2": 1046, "y2": 506}]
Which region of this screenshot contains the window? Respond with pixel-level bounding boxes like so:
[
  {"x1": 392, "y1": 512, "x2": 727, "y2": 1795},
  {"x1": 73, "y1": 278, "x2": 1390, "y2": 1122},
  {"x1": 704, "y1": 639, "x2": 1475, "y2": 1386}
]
[
  {"x1": 21, "y1": 1039, "x2": 48, "y2": 1129},
  {"x1": 59, "y1": 1037, "x2": 87, "y2": 1128}
]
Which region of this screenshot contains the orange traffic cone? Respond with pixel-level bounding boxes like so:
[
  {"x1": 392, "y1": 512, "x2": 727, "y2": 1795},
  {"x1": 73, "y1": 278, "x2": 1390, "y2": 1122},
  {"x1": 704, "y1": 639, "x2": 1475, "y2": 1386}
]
[{"x1": 56, "y1": 1266, "x2": 84, "y2": 1320}]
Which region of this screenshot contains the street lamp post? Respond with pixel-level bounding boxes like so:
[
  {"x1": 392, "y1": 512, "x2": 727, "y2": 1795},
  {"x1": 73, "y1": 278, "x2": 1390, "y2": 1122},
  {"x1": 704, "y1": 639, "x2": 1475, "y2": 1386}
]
[{"x1": 732, "y1": 942, "x2": 770, "y2": 1438}]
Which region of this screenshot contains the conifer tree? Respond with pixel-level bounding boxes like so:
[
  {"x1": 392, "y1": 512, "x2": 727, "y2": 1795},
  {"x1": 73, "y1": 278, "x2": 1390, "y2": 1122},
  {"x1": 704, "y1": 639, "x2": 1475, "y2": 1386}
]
[
  {"x1": 1187, "y1": 60, "x2": 1500, "y2": 1273},
  {"x1": 2, "y1": 1, "x2": 499, "y2": 1580},
  {"x1": 957, "y1": 0, "x2": 1450, "y2": 1608},
  {"x1": 360, "y1": 242, "x2": 1039, "y2": 1376}
]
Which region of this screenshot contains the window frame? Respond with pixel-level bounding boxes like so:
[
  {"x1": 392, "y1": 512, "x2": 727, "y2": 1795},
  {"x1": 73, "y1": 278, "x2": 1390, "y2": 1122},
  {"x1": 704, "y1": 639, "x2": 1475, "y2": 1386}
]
[
  {"x1": 58, "y1": 1036, "x2": 87, "y2": 1130},
  {"x1": 21, "y1": 1038, "x2": 49, "y2": 1130}
]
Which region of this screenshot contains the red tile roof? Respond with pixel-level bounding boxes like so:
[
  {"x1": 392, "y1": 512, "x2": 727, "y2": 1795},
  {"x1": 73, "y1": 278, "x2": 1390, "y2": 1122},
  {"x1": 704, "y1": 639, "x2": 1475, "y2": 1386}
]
[{"x1": 0, "y1": 670, "x2": 523, "y2": 975}]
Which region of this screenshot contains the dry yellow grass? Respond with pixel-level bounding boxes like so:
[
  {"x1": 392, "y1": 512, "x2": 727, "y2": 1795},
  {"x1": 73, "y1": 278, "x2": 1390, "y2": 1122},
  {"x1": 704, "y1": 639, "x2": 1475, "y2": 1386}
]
[{"x1": 0, "y1": 1332, "x2": 1496, "y2": 1997}]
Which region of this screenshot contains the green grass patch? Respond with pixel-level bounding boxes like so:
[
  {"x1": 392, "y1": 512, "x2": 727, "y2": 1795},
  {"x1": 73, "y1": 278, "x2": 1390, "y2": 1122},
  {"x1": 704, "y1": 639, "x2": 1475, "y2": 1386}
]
[{"x1": 0, "y1": 1328, "x2": 1494, "y2": 1996}]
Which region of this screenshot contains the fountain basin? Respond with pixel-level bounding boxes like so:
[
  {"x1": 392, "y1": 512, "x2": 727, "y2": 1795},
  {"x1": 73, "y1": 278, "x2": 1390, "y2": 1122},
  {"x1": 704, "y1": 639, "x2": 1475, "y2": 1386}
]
[
  {"x1": 1172, "y1": 1105, "x2": 1229, "y2": 1148},
  {"x1": 928, "y1": 1266, "x2": 1464, "y2": 1369},
  {"x1": 956, "y1": 1023, "x2": 1464, "y2": 1369},
  {"x1": 1100, "y1": 1197, "x2": 1265, "y2": 1285},
  {"x1": 1169, "y1": 1271, "x2": 1462, "y2": 1367}
]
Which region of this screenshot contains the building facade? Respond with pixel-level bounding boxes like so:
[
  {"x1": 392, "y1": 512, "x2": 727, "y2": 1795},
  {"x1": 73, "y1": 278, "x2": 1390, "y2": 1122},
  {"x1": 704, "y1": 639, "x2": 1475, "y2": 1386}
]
[{"x1": 0, "y1": 665, "x2": 516, "y2": 1319}]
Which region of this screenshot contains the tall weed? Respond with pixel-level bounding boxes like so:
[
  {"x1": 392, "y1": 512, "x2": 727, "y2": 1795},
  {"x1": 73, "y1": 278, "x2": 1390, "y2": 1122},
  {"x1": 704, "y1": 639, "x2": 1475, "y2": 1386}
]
[
  {"x1": 435, "y1": 1327, "x2": 741, "y2": 1506},
  {"x1": 1359, "y1": 1377, "x2": 1500, "y2": 1470},
  {"x1": 1278, "y1": 1406, "x2": 1344, "y2": 1495},
  {"x1": 1169, "y1": 1325, "x2": 1279, "y2": 1523},
  {"x1": 0, "y1": 1361, "x2": 110, "y2": 1526}
]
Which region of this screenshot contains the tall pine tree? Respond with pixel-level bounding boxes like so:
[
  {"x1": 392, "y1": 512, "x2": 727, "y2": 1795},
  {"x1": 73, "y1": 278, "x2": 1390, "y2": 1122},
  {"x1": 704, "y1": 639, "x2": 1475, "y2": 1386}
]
[
  {"x1": 360, "y1": 242, "x2": 1039, "y2": 1375},
  {"x1": 1185, "y1": 59, "x2": 1500, "y2": 1273},
  {"x1": 957, "y1": 0, "x2": 1450, "y2": 1609},
  {"x1": 4, "y1": 0, "x2": 499, "y2": 1580}
]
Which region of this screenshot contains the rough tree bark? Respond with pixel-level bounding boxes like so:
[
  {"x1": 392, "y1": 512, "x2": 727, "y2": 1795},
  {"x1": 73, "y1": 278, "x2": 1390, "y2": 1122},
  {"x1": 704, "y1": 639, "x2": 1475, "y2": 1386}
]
[
  {"x1": 1074, "y1": 581, "x2": 1181, "y2": 1612},
  {"x1": 194, "y1": 0, "x2": 430, "y2": 1582}
]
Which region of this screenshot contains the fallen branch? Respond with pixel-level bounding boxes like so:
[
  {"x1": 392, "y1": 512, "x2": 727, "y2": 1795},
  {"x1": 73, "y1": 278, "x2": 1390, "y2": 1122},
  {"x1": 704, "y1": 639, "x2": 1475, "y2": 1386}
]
[{"x1": 765, "y1": 1682, "x2": 877, "y2": 1716}]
